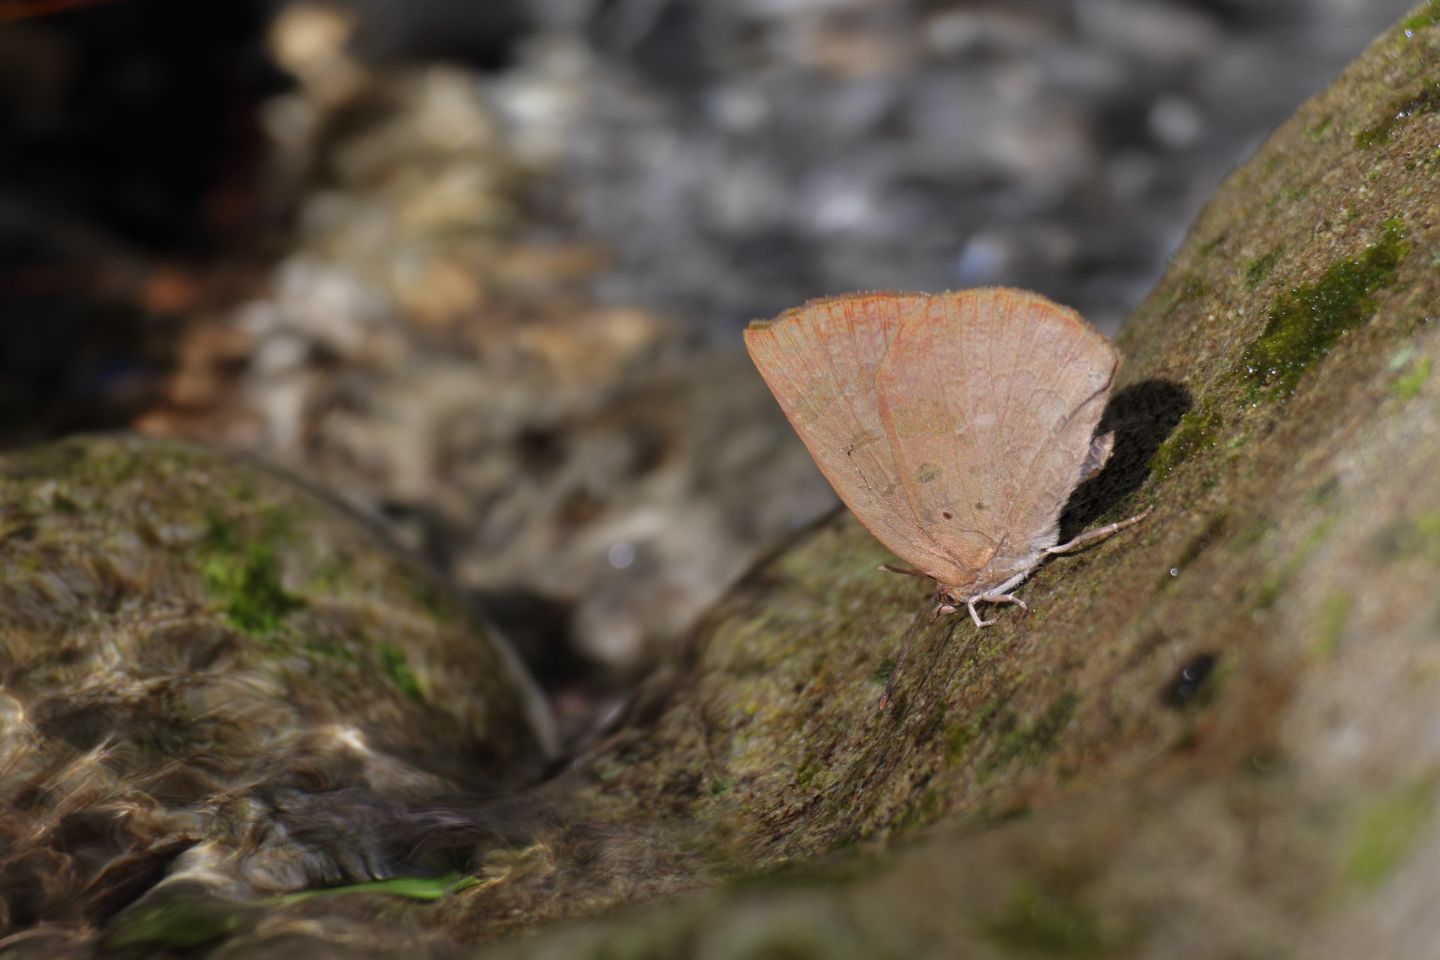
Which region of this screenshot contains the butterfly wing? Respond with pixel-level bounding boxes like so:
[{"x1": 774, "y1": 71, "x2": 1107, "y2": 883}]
[
  {"x1": 874, "y1": 289, "x2": 1119, "y2": 589},
  {"x1": 744, "y1": 292, "x2": 963, "y2": 579}
]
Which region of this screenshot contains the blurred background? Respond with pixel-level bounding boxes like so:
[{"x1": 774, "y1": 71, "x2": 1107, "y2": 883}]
[{"x1": 0, "y1": 0, "x2": 1415, "y2": 743}]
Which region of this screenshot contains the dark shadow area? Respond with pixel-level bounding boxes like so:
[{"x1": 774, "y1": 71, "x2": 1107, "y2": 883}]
[
  {"x1": 472, "y1": 587, "x2": 587, "y2": 688},
  {"x1": 341, "y1": 0, "x2": 531, "y2": 68},
  {"x1": 0, "y1": 0, "x2": 277, "y2": 250},
  {"x1": 0, "y1": 0, "x2": 278, "y2": 446},
  {"x1": 1161, "y1": 651, "x2": 1220, "y2": 710},
  {"x1": 1058, "y1": 379, "x2": 1192, "y2": 542}
]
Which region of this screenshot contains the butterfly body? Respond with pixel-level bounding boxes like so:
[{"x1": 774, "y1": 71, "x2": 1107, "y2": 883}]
[{"x1": 745, "y1": 288, "x2": 1145, "y2": 626}]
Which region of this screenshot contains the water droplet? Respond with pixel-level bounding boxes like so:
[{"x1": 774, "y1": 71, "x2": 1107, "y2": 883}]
[{"x1": 608, "y1": 541, "x2": 636, "y2": 570}]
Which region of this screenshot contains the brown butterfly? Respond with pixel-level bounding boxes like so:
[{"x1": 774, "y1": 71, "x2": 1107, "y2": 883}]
[{"x1": 745, "y1": 289, "x2": 1150, "y2": 705}]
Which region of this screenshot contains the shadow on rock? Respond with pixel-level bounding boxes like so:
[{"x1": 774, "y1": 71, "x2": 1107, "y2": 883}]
[{"x1": 1059, "y1": 379, "x2": 1191, "y2": 541}]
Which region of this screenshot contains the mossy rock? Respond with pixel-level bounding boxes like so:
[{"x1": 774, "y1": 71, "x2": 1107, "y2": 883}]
[
  {"x1": 12, "y1": 3, "x2": 1440, "y2": 957},
  {"x1": 457, "y1": 5, "x2": 1440, "y2": 957},
  {"x1": 0, "y1": 435, "x2": 553, "y2": 945}
]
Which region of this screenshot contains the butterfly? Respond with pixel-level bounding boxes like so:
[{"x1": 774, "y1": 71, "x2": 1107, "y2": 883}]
[{"x1": 745, "y1": 289, "x2": 1150, "y2": 705}]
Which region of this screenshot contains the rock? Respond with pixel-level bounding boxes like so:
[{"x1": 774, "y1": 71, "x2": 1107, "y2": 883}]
[
  {"x1": 0, "y1": 435, "x2": 553, "y2": 947},
  {"x1": 450, "y1": 3, "x2": 1440, "y2": 955},
  {"x1": 11, "y1": 3, "x2": 1440, "y2": 956}
]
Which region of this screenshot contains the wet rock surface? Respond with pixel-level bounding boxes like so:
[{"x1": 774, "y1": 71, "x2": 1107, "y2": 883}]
[
  {"x1": 0, "y1": 435, "x2": 551, "y2": 948},
  {"x1": 3, "y1": 0, "x2": 1440, "y2": 956}
]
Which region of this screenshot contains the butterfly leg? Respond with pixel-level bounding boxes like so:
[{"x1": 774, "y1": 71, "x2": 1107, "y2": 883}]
[
  {"x1": 965, "y1": 569, "x2": 1033, "y2": 626},
  {"x1": 1045, "y1": 505, "x2": 1153, "y2": 556},
  {"x1": 978, "y1": 592, "x2": 1029, "y2": 613}
]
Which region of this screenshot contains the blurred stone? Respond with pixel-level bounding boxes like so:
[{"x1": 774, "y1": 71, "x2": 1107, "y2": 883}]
[
  {"x1": 144, "y1": 36, "x2": 836, "y2": 718},
  {"x1": 1149, "y1": 94, "x2": 1206, "y2": 149},
  {"x1": 1073, "y1": 0, "x2": 1222, "y2": 63},
  {"x1": 1107, "y1": 148, "x2": 1159, "y2": 202},
  {"x1": 291, "y1": 0, "x2": 532, "y2": 67},
  {"x1": 269, "y1": 4, "x2": 368, "y2": 111},
  {"x1": 921, "y1": 7, "x2": 1054, "y2": 56},
  {"x1": 485, "y1": 0, "x2": 1414, "y2": 343}
]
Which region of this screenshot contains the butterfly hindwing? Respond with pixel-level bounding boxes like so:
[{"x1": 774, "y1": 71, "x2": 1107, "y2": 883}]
[
  {"x1": 747, "y1": 288, "x2": 1119, "y2": 594},
  {"x1": 875, "y1": 289, "x2": 1119, "y2": 587},
  {"x1": 744, "y1": 293, "x2": 962, "y2": 580}
]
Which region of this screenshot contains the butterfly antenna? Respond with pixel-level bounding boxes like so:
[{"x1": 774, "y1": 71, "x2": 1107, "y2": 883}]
[{"x1": 877, "y1": 606, "x2": 932, "y2": 711}]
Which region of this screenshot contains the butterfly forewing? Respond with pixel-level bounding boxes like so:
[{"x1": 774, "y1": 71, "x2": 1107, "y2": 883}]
[
  {"x1": 874, "y1": 290, "x2": 1119, "y2": 588},
  {"x1": 744, "y1": 293, "x2": 961, "y2": 578}
]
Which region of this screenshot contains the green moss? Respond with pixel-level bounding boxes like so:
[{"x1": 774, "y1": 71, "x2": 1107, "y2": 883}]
[
  {"x1": 379, "y1": 643, "x2": 424, "y2": 700},
  {"x1": 1231, "y1": 515, "x2": 1276, "y2": 552},
  {"x1": 103, "y1": 896, "x2": 248, "y2": 950},
  {"x1": 1414, "y1": 511, "x2": 1440, "y2": 555},
  {"x1": 945, "y1": 721, "x2": 978, "y2": 759},
  {"x1": 1158, "y1": 274, "x2": 1207, "y2": 319},
  {"x1": 982, "y1": 881, "x2": 1103, "y2": 957},
  {"x1": 1344, "y1": 777, "x2": 1437, "y2": 890},
  {"x1": 1401, "y1": 0, "x2": 1440, "y2": 32},
  {"x1": 1244, "y1": 246, "x2": 1285, "y2": 290},
  {"x1": 405, "y1": 572, "x2": 457, "y2": 625},
  {"x1": 1412, "y1": 145, "x2": 1440, "y2": 173},
  {"x1": 1377, "y1": 509, "x2": 1440, "y2": 565},
  {"x1": 1355, "y1": 82, "x2": 1440, "y2": 149},
  {"x1": 270, "y1": 871, "x2": 480, "y2": 905},
  {"x1": 1308, "y1": 474, "x2": 1341, "y2": 506},
  {"x1": 305, "y1": 558, "x2": 348, "y2": 592},
  {"x1": 872, "y1": 657, "x2": 896, "y2": 684},
  {"x1": 945, "y1": 701, "x2": 1000, "y2": 761},
  {"x1": 1149, "y1": 405, "x2": 1221, "y2": 480},
  {"x1": 1198, "y1": 231, "x2": 1228, "y2": 255},
  {"x1": 1310, "y1": 591, "x2": 1352, "y2": 661},
  {"x1": 200, "y1": 518, "x2": 304, "y2": 635},
  {"x1": 980, "y1": 693, "x2": 1079, "y2": 778},
  {"x1": 1241, "y1": 218, "x2": 1408, "y2": 397},
  {"x1": 897, "y1": 785, "x2": 948, "y2": 830},
  {"x1": 1267, "y1": 185, "x2": 1309, "y2": 209},
  {"x1": 304, "y1": 637, "x2": 359, "y2": 665},
  {"x1": 1255, "y1": 517, "x2": 1337, "y2": 609},
  {"x1": 1305, "y1": 115, "x2": 1333, "y2": 142},
  {"x1": 794, "y1": 749, "x2": 824, "y2": 792},
  {"x1": 1392, "y1": 354, "x2": 1432, "y2": 400}
]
